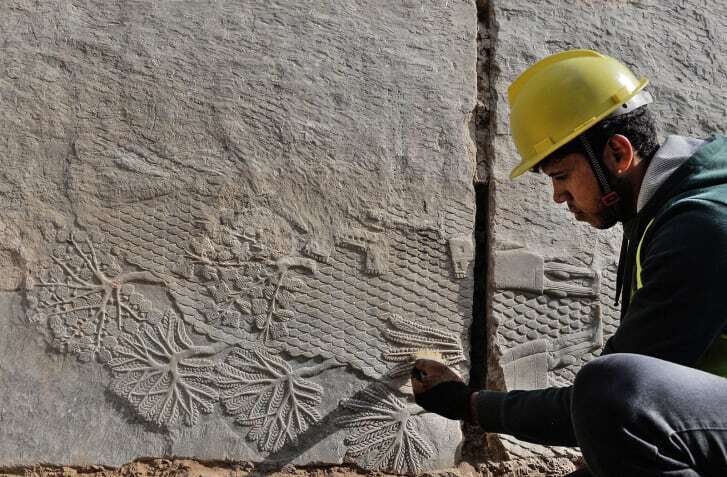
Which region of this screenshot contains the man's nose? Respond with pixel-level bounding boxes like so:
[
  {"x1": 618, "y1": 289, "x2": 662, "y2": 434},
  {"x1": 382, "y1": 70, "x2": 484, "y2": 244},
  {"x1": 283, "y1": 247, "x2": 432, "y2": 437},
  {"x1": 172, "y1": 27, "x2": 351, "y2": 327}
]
[{"x1": 552, "y1": 185, "x2": 569, "y2": 204}]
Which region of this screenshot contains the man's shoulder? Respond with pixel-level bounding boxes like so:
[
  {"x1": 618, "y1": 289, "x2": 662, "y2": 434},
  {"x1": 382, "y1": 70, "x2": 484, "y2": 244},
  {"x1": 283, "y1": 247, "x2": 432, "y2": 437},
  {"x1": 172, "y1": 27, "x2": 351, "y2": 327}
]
[{"x1": 648, "y1": 191, "x2": 727, "y2": 250}]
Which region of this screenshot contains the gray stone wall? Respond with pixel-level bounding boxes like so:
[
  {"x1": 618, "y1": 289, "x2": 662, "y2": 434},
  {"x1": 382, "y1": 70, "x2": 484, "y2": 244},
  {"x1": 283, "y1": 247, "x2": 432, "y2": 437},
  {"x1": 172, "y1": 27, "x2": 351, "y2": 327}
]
[{"x1": 0, "y1": 1, "x2": 476, "y2": 473}]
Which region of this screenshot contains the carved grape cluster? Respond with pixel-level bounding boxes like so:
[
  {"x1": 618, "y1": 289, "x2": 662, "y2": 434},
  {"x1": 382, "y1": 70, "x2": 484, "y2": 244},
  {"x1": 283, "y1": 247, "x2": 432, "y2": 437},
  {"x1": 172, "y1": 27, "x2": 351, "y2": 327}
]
[
  {"x1": 25, "y1": 229, "x2": 329, "y2": 444},
  {"x1": 174, "y1": 212, "x2": 310, "y2": 342}
]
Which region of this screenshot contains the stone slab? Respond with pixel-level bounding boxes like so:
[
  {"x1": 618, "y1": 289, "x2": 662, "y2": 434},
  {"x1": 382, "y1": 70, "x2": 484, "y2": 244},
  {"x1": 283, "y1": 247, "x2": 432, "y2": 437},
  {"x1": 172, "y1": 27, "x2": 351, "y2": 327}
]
[{"x1": 0, "y1": 1, "x2": 477, "y2": 473}]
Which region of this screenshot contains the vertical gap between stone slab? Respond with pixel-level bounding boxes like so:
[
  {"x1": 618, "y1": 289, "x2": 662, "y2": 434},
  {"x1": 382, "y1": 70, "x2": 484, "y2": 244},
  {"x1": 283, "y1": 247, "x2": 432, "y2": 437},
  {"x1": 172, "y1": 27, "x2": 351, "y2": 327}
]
[
  {"x1": 462, "y1": 0, "x2": 496, "y2": 460},
  {"x1": 469, "y1": 0, "x2": 496, "y2": 392},
  {"x1": 469, "y1": 181, "x2": 489, "y2": 390},
  {"x1": 462, "y1": 0, "x2": 497, "y2": 461}
]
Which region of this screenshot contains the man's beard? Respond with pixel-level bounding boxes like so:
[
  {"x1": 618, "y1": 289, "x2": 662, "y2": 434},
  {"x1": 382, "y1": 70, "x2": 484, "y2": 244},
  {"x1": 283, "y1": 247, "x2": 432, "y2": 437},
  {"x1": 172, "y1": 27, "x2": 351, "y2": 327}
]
[{"x1": 595, "y1": 173, "x2": 636, "y2": 229}]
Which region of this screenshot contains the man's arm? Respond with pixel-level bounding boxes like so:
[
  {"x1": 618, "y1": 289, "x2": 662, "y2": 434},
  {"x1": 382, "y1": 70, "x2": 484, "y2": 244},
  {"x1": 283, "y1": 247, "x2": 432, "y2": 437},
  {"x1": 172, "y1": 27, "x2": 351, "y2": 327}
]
[
  {"x1": 412, "y1": 359, "x2": 577, "y2": 446},
  {"x1": 473, "y1": 387, "x2": 576, "y2": 446}
]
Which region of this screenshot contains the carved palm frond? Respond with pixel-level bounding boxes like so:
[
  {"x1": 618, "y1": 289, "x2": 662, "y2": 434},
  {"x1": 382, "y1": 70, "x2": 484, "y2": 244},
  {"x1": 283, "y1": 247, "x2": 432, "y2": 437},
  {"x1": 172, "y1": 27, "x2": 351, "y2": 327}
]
[
  {"x1": 337, "y1": 384, "x2": 433, "y2": 474},
  {"x1": 108, "y1": 310, "x2": 219, "y2": 427},
  {"x1": 382, "y1": 313, "x2": 466, "y2": 376}
]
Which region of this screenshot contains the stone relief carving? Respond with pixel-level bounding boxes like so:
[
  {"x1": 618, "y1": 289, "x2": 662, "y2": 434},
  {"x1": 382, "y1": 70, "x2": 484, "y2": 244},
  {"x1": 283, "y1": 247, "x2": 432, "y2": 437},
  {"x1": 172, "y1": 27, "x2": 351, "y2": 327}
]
[
  {"x1": 109, "y1": 310, "x2": 222, "y2": 427},
  {"x1": 23, "y1": 195, "x2": 472, "y2": 473},
  {"x1": 493, "y1": 246, "x2": 607, "y2": 390},
  {"x1": 337, "y1": 384, "x2": 434, "y2": 474},
  {"x1": 217, "y1": 348, "x2": 341, "y2": 452},
  {"x1": 501, "y1": 312, "x2": 603, "y2": 390},
  {"x1": 336, "y1": 227, "x2": 390, "y2": 276},
  {"x1": 495, "y1": 248, "x2": 598, "y2": 299},
  {"x1": 172, "y1": 211, "x2": 317, "y2": 343},
  {"x1": 448, "y1": 234, "x2": 474, "y2": 279},
  {"x1": 302, "y1": 238, "x2": 333, "y2": 264},
  {"x1": 383, "y1": 313, "x2": 466, "y2": 378},
  {"x1": 27, "y1": 231, "x2": 166, "y2": 363}
]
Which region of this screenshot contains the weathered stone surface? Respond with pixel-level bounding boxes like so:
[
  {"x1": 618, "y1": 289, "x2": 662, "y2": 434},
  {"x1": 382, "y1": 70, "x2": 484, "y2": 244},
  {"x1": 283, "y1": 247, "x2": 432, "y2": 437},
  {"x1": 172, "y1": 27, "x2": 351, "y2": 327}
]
[
  {"x1": 0, "y1": 1, "x2": 477, "y2": 473},
  {"x1": 485, "y1": 0, "x2": 727, "y2": 468}
]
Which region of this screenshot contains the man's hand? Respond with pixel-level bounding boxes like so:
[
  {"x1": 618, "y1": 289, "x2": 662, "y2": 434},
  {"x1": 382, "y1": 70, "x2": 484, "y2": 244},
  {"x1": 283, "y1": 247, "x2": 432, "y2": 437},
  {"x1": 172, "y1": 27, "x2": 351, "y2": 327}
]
[{"x1": 411, "y1": 359, "x2": 474, "y2": 421}]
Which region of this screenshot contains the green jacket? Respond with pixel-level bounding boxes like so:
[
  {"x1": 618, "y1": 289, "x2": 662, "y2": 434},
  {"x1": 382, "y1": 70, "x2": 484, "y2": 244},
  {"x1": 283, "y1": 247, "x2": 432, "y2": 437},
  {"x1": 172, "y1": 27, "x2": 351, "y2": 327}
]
[{"x1": 613, "y1": 135, "x2": 727, "y2": 377}]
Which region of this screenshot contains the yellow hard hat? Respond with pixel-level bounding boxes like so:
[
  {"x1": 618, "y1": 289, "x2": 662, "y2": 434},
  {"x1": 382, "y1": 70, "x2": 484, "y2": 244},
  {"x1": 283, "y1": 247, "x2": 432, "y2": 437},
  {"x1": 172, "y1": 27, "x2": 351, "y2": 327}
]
[{"x1": 508, "y1": 49, "x2": 650, "y2": 179}]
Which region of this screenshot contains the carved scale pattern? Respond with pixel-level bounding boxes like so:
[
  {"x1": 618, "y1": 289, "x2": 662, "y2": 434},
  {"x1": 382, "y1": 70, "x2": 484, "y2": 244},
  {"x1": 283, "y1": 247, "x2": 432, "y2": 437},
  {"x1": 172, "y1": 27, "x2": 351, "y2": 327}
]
[{"x1": 493, "y1": 263, "x2": 619, "y2": 387}]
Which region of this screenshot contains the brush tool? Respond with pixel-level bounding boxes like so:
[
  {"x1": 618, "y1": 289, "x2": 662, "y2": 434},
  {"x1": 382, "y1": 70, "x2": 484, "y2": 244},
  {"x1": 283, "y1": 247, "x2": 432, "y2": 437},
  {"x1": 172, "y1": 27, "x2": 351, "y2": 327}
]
[{"x1": 411, "y1": 349, "x2": 446, "y2": 363}]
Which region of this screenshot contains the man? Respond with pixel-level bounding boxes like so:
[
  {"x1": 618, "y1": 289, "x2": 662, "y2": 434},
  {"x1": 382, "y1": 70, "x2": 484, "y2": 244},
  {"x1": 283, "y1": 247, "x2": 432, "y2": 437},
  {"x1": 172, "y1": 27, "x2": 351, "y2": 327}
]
[{"x1": 411, "y1": 50, "x2": 727, "y2": 476}]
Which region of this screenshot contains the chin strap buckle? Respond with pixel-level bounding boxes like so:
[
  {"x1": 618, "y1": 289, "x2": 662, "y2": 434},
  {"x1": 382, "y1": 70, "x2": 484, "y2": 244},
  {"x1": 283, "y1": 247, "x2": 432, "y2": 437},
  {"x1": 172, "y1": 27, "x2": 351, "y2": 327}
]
[{"x1": 601, "y1": 191, "x2": 620, "y2": 206}]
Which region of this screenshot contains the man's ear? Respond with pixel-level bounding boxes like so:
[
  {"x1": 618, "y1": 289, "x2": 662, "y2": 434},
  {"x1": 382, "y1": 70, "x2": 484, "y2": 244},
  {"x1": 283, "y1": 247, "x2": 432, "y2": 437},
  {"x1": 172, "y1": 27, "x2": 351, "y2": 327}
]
[{"x1": 604, "y1": 134, "x2": 634, "y2": 175}]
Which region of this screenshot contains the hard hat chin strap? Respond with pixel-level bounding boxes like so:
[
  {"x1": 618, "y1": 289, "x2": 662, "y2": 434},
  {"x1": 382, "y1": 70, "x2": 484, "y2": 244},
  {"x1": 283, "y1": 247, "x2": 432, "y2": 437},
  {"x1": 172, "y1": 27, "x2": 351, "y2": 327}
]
[{"x1": 578, "y1": 135, "x2": 622, "y2": 210}]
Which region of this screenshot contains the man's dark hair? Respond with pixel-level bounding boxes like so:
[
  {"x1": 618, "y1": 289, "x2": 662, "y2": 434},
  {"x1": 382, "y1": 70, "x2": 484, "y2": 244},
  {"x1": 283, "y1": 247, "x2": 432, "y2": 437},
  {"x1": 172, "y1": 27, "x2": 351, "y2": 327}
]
[{"x1": 537, "y1": 106, "x2": 659, "y2": 171}]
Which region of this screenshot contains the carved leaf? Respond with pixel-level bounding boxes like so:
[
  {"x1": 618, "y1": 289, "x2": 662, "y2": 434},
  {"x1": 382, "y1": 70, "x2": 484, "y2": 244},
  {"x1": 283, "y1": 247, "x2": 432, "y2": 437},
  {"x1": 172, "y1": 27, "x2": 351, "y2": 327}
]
[
  {"x1": 108, "y1": 310, "x2": 219, "y2": 427},
  {"x1": 216, "y1": 348, "x2": 322, "y2": 452},
  {"x1": 337, "y1": 384, "x2": 433, "y2": 474}
]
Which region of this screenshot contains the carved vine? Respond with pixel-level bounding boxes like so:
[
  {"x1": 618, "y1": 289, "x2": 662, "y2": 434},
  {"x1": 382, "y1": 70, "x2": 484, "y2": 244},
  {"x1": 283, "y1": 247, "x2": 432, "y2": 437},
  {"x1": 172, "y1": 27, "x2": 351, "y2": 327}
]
[{"x1": 24, "y1": 210, "x2": 465, "y2": 471}]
